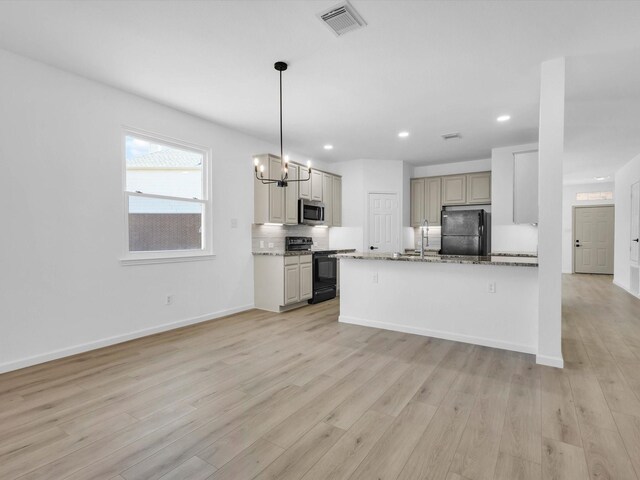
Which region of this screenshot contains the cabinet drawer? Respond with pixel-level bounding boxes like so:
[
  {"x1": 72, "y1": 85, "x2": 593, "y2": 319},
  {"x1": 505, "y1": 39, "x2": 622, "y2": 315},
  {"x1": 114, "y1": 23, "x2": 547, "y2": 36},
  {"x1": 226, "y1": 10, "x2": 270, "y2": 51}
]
[
  {"x1": 300, "y1": 254, "x2": 312, "y2": 264},
  {"x1": 284, "y1": 255, "x2": 300, "y2": 265}
]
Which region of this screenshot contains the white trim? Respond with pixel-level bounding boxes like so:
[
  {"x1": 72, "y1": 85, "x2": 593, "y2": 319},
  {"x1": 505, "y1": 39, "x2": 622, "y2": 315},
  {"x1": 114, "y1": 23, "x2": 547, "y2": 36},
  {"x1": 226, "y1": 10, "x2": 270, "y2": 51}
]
[
  {"x1": 613, "y1": 278, "x2": 640, "y2": 299},
  {"x1": 120, "y1": 253, "x2": 216, "y2": 266},
  {"x1": 536, "y1": 354, "x2": 564, "y2": 368},
  {"x1": 0, "y1": 304, "x2": 254, "y2": 374},
  {"x1": 339, "y1": 314, "x2": 537, "y2": 355}
]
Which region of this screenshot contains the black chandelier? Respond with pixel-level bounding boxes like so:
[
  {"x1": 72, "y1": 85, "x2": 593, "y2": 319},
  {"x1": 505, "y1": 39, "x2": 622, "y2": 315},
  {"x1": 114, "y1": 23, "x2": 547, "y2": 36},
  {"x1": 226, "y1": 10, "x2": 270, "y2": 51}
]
[{"x1": 254, "y1": 61, "x2": 311, "y2": 187}]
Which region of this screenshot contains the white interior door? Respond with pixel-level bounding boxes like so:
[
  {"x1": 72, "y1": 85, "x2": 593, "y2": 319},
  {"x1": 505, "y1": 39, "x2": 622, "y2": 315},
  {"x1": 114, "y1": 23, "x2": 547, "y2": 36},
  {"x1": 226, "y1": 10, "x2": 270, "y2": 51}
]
[
  {"x1": 631, "y1": 181, "x2": 639, "y2": 265},
  {"x1": 574, "y1": 206, "x2": 615, "y2": 274},
  {"x1": 367, "y1": 193, "x2": 399, "y2": 253}
]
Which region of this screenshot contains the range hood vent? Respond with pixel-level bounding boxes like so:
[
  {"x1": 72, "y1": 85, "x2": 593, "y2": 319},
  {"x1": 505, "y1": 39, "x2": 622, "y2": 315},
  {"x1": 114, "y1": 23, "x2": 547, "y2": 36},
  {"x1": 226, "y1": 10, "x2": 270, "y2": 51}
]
[{"x1": 318, "y1": 1, "x2": 367, "y2": 37}]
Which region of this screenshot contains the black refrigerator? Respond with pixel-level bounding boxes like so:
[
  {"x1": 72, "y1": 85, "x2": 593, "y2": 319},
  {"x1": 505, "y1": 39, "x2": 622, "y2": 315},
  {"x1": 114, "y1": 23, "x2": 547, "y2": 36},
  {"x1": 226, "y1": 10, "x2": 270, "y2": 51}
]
[{"x1": 440, "y1": 209, "x2": 490, "y2": 256}]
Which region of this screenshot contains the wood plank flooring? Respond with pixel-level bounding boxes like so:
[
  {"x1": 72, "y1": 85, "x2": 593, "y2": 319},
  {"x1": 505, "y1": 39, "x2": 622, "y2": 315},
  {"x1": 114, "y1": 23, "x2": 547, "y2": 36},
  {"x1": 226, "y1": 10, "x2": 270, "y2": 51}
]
[{"x1": 1, "y1": 273, "x2": 640, "y2": 479}]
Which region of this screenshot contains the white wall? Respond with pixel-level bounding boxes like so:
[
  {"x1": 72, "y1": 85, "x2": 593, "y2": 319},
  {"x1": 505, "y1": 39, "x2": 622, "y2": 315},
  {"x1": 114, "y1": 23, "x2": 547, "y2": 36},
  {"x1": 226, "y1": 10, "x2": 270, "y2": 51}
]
[
  {"x1": 0, "y1": 49, "x2": 334, "y2": 372},
  {"x1": 330, "y1": 159, "x2": 413, "y2": 251},
  {"x1": 614, "y1": 152, "x2": 640, "y2": 295},
  {"x1": 491, "y1": 143, "x2": 539, "y2": 253},
  {"x1": 562, "y1": 182, "x2": 614, "y2": 273},
  {"x1": 412, "y1": 158, "x2": 491, "y2": 178}
]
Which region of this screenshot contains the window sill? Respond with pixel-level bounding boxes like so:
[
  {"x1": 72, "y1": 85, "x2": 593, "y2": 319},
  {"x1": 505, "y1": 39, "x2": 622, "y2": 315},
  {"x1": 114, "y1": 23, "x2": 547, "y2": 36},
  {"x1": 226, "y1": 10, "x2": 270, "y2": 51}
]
[{"x1": 120, "y1": 253, "x2": 216, "y2": 266}]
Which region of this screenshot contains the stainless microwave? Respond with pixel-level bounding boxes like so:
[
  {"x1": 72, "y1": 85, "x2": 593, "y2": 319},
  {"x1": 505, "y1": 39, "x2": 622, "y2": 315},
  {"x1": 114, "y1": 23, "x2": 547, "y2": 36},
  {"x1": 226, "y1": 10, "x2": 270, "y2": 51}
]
[{"x1": 299, "y1": 199, "x2": 325, "y2": 225}]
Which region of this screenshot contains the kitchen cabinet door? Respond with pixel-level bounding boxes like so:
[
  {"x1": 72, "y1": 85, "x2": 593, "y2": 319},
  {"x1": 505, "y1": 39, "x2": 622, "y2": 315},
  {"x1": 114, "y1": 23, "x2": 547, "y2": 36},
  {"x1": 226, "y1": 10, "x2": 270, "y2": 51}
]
[
  {"x1": 425, "y1": 177, "x2": 442, "y2": 225},
  {"x1": 285, "y1": 163, "x2": 299, "y2": 225},
  {"x1": 299, "y1": 262, "x2": 312, "y2": 300},
  {"x1": 311, "y1": 170, "x2": 323, "y2": 201},
  {"x1": 332, "y1": 176, "x2": 342, "y2": 227},
  {"x1": 268, "y1": 156, "x2": 285, "y2": 223},
  {"x1": 442, "y1": 175, "x2": 467, "y2": 205},
  {"x1": 410, "y1": 178, "x2": 425, "y2": 227},
  {"x1": 284, "y1": 264, "x2": 300, "y2": 305},
  {"x1": 323, "y1": 173, "x2": 333, "y2": 226},
  {"x1": 466, "y1": 172, "x2": 491, "y2": 204},
  {"x1": 299, "y1": 169, "x2": 311, "y2": 199},
  {"x1": 513, "y1": 151, "x2": 538, "y2": 224}
]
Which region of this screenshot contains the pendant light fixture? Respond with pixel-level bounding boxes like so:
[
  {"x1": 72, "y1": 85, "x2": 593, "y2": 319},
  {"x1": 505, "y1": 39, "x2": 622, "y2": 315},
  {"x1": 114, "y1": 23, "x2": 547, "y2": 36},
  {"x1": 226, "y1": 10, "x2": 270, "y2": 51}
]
[{"x1": 254, "y1": 61, "x2": 311, "y2": 187}]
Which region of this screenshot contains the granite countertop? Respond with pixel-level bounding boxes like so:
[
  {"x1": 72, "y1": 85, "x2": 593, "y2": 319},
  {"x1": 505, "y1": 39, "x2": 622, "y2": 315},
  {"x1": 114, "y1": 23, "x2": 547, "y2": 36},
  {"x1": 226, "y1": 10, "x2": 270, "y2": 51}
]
[
  {"x1": 331, "y1": 251, "x2": 538, "y2": 267},
  {"x1": 489, "y1": 251, "x2": 538, "y2": 258},
  {"x1": 252, "y1": 248, "x2": 356, "y2": 257}
]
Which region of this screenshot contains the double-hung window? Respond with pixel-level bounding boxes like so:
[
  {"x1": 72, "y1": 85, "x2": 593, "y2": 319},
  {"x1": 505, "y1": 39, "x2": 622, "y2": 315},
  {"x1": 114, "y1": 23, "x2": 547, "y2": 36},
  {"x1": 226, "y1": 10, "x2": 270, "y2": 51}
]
[{"x1": 123, "y1": 130, "x2": 212, "y2": 264}]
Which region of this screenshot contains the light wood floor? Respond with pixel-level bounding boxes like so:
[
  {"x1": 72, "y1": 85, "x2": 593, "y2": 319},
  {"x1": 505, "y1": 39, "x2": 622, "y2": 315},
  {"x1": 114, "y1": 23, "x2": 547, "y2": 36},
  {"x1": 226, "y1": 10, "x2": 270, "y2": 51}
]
[{"x1": 2, "y1": 274, "x2": 640, "y2": 480}]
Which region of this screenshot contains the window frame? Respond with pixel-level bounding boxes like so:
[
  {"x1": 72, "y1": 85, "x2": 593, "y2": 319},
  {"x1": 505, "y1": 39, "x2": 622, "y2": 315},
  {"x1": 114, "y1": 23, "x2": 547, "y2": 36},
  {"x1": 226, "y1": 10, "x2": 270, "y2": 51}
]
[{"x1": 120, "y1": 127, "x2": 214, "y2": 265}]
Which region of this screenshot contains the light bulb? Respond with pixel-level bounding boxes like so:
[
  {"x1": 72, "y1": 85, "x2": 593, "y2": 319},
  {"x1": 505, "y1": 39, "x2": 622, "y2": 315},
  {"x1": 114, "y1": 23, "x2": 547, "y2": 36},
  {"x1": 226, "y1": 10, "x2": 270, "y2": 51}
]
[
  {"x1": 260, "y1": 165, "x2": 265, "y2": 173},
  {"x1": 253, "y1": 157, "x2": 259, "y2": 166},
  {"x1": 307, "y1": 160, "x2": 311, "y2": 168}
]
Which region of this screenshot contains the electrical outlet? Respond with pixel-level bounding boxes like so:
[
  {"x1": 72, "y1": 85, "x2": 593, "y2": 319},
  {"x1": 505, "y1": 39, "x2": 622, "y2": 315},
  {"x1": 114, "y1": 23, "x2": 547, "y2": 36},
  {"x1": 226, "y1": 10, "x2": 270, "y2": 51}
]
[
  {"x1": 372, "y1": 273, "x2": 378, "y2": 284},
  {"x1": 268, "y1": 242, "x2": 274, "y2": 248},
  {"x1": 230, "y1": 218, "x2": 238, "y2": 228},
  {"x1": 260, "y1": 240, "x2": 265, "y2": 248},
  {"x1": 166, "y1": 295, "x2": 174, "y2": 305},
  {"x1": 488, "y1": 282, "x2": 496, "y2": 293}
]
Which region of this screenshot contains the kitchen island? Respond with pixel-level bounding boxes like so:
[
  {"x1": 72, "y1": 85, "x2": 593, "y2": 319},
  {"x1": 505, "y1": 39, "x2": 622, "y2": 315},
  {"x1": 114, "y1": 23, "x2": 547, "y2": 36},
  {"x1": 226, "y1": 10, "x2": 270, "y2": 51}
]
[{"x1": 332, "y1": 252, "x2": 539, "y2": 356}]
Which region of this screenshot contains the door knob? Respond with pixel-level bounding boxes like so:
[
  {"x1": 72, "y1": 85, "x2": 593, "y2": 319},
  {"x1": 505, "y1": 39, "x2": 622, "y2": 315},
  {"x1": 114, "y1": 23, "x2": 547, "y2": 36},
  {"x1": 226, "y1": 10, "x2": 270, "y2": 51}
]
[
  {"x1": 634, "y1": 238, "x2": 640, "y2": 243},
  {"x1": 370, "y1": 246, "x2": 378, "y2": 250}
]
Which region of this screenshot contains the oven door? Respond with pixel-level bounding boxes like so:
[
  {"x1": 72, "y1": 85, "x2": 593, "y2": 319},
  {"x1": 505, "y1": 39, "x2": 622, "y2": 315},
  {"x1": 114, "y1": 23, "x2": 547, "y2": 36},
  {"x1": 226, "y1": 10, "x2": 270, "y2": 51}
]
[{"x1": 313, "y1": 254, "x2": 337, "y2": 291}]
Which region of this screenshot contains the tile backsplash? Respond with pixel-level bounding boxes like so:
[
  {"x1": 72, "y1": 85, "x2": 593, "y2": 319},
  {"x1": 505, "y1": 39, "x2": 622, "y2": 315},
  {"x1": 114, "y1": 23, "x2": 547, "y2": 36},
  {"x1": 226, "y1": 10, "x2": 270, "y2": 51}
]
[{"x1": 252, "y1": 224, "x2": 330, "y2": 251}]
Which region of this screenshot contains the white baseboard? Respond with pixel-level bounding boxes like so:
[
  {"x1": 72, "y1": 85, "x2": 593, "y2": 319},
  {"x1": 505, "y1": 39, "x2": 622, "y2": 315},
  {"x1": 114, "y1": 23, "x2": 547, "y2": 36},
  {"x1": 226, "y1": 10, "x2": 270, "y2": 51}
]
[
  {"x1": 0, "y1": 304, "x2": 254, "y2": 374},
  {"x1": 339, "y1": 315, "x2": 537, "y2": 355},
  {"x1": 612, "y1": 278, "x2": 640, "y2": 299},
  {"x1": 536, "y1": 354, "x2": 564, "y2": 368}
]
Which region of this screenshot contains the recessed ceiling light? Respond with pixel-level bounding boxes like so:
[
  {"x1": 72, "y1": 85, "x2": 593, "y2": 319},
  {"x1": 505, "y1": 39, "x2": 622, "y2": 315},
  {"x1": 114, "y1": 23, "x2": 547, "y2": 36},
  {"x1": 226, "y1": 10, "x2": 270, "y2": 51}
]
[
  {"x1": 324, "y1": 144, "x2": 333, "y2": 150},
  {"x1": 497, "y1": 115, "x2": 511, "y2": 122},
  {"x1": 398, "y1": 131, "x2": 410, "y2": 138},
  {"x1": 594, "y1": 176, "x2": 610, "y2": 181}
]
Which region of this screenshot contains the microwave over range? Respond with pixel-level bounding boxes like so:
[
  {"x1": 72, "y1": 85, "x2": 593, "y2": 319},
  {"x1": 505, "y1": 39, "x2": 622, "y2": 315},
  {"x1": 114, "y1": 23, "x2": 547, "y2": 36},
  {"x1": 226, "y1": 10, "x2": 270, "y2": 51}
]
[{"x1": 299, "y1": 199, "x2": 325, "y2": 225}]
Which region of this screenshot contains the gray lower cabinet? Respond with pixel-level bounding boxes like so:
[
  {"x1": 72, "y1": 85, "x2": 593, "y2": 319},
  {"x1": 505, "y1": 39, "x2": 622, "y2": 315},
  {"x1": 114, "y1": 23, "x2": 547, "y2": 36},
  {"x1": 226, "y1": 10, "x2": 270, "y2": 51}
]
[{"x1": 254, "y1": 254, "x2": 313, "y2": 312}]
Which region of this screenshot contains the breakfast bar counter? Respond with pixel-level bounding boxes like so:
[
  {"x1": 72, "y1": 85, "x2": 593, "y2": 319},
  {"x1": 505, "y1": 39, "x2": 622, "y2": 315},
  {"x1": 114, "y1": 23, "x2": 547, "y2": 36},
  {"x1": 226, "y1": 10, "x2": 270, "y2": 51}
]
[{"x1": 333, "y1": 252, "x2": 539, "y2": 357}]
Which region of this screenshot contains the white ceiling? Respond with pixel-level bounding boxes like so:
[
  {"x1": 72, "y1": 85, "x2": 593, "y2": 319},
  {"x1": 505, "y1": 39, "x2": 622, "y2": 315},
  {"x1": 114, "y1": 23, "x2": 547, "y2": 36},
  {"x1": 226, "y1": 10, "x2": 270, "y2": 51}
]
[
  {"x1": 564, "y1": 49, "x2": 640, "y2": 185},
  {"x1": 1, "y1": 0, "x2": 640, "y2": 173}
]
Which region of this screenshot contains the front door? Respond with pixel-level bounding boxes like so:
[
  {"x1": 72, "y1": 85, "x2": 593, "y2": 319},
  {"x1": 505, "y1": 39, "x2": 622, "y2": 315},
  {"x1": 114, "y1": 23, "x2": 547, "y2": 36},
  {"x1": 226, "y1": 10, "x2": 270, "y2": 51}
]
[
  {"x1": 574, "y1": 205, "x2": 615, "y2": 274},
  {"x1": 367, "y1": 193, "x2": 399, "y2": 253}
]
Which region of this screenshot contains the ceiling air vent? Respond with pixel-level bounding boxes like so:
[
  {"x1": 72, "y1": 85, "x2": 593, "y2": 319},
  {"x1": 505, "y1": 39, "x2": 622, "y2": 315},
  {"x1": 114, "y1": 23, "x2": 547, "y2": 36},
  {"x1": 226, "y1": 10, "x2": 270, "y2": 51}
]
[
  {"x1": 318, "y1": 1, "x2": 367, "y2": 37},
  {"x1": 441, "y1": 132, "x2": 462, "y2": 141}
]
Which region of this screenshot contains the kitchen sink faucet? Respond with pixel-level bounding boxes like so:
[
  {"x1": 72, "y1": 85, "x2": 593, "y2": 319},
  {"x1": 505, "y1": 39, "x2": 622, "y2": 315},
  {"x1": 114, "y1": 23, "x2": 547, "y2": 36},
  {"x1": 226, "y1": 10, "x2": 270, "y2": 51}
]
[{"x1": 420, "y1": 219, "x2": 430, "y2": 259}]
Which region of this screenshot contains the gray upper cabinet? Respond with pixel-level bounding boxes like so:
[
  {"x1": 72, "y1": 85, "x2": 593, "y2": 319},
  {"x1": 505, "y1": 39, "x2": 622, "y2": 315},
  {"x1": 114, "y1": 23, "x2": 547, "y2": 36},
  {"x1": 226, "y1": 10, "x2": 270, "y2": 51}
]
[
  {"x1": 513, "y1": 151, "x2": 538, "y2": 224},
  {"x1": 442, "y1": 175, "x2": 467, "y2": 205},
  {"x1": 311, "y1": 170, "x2": 323, "y2": 201},
  {"x1": 299, "y1": 169, "x2": 311, "y2": 199},
  {"x1": 323, "y1": 173, "x2": 333, "y2": 226},
  {"x1": 332, "y1": 176, "x2": 342, "y2": 226},
  {"x1": 425, "y1": 177, "x2": 442, "y2": 225},
  {"x1": 466, "y1": 172, "x2": 492, "y2": 204},
  {"x1": 410, "y1": 171, "x2": 491, "y2": 225},
  {"x1": 410, "y1": 178, "x2": 425, "y2": 227},
  {"x1": 285, "y1": 163, "x2": 299, "y2": 225}
]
